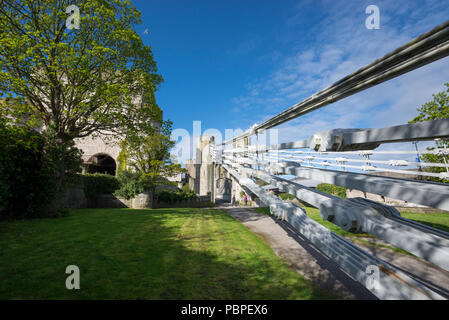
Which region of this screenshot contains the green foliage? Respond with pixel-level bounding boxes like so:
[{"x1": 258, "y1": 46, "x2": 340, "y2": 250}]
[
  {"x1": 0, "y1": 120, "x2": 45, "y2": 219},
  {"x1": 416, "y1": 152, "x2": 449, "y2": 183},
  {"x1": 0, "y1": 0, "x2": 163, "y2": 141},
  {"x1": 0, "y1": 1, "x2": 163, "y2": 214},
  {"x1": 0, "y1": 118, "x2": 81, "y2": 220},
  {"x1": 78, "y1": 174, "x2": 120, "y2": 199},
  {"x1": 119, "y1": 120, "x2": 186, "y2": 206},
  {"x1": 116, "y1": 149, "x2": 129, "y2": 173},
  {"x1": 409, "y1": 83, "x2": 449, "y2": 183},
  {"x1": 113, "y1": 169, "x2": 155, "y2": 200},
  {"x1": 157, "y1": 189, "x2": 197, "y2": 204},
  {"x1": 279, "y1": 193, "x2": 295, "y2": 201},
  {"x1": 116, "y1": 169, "x2": 142, "y2": 186},
  {"x1": 409, "y1": 83, "x2": 449, "y2": 124},
  {"x1": 113, "y1": 178, "x2": 149, "y2": 200},
  {"x1": 316, "y1": 183, "x2": 347, "y2": 198}
]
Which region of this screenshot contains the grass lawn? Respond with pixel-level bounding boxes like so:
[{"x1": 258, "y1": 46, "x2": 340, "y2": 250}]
[
  {"x1": 0, "y1": 208, "x2": 330, "y2": 300},
  {"x1": 401, "y1": 212, "x2": 449, "y2": 233}
]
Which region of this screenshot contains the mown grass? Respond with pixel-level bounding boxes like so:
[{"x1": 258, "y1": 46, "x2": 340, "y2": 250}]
[
  {"x1": 401, "y1": 212, "x2": 449, "y2": 233},
  {"x1": 0, "y1": 208, "x2": 330, "y2": 300}
]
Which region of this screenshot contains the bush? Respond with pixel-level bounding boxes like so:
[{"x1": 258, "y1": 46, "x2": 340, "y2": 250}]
[
  {"x1": 0, "y1": 123, "x2": 44, "y2": 219},
  {"x1": 316, "y1": 183, "x2": 347, "y2": 198},
  {"x1": 77, "y1": 173, "x2": 120, "y2": 199},
  {"x1": 0, "y1": 119, "x2": 82, "y2": 220},
  {"x1": 113, "y1": 179, "x2": 149, "y2": 200},
  {"x1": 113, "y1": 170, "x2": 149, "y2": 200},
  {"x1": 116, "y1": 169, "x2": 142, "y2": 187},
  {"x1": 157, "y1": 190, "x2": 197, "y2": 204}
]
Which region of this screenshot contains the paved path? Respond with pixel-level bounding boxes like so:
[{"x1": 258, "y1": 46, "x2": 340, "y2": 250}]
[{"x1": 220, "y1": 207, "x2": 377, "y2": 300}]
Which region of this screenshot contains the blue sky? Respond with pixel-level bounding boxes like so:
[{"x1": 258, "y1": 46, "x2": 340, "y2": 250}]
[{"x1": 132, "y1": 0, "x2": 449, "y2": 161}]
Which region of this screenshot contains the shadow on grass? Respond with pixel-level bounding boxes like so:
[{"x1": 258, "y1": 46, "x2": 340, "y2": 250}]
[{"x1": 0, "y1": 208, "x2": 329, "y2": 300}]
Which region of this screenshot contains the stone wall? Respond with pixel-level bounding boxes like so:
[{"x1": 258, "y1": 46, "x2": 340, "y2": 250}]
[
  {"x1": 63, "y1": 187, "x2": 212, "y2": 209},
  {"x1": 74, "y1": 135, "x2": 121, "y2": 166}
]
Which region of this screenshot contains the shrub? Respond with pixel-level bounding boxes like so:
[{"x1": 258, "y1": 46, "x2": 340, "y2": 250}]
[
  {"x1": 0, "y1": 123, "x2": 43, "y2": 219},
  {"x1": 157, "y1": 190, "x2": 197, "y2": 204},
  {"x1": 78, "y1": 173, "x2": 120, "y2": 199},
  {"x1": 113, "y1": 170, "x2": 150, "y2": 200},
  {"x1": 113, "y1": 179, "x2": 149, "y2": 200},
  {"x1": 316, "y1": 183, "x2": 347, "y2": 198},
  {"x1": 0, "y1": 119, "x2": 82, "y2": 220},
  {"x1": 116, "y1": 167, "x2": 141, "y2": 186}
]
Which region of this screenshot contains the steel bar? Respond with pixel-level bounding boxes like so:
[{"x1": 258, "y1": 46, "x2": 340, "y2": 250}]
[
  {"x1": 269, "y1": 119, "x2": 449, "y2": 152},
  {"x1": 263, "y1": 161, "x2": 449, "y2": 211},
  {"x1": 261, "y1": 154, "x2": 447, "y2": 179},
  {"x1": 232, "y1": 162, "x2": 449, "y2": 271},
  {"x1": 222, "y1": 164, "x2": 445, "y2": 300}
]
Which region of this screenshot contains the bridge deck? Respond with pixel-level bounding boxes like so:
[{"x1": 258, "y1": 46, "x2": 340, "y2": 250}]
[{"x1": 220, "y1": 206, "x2": 449, "y2": 299}]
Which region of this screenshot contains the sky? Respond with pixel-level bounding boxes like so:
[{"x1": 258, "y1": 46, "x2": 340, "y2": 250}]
[{"x1": 132, "y1": 0, "x2": 449, "y2": 163}]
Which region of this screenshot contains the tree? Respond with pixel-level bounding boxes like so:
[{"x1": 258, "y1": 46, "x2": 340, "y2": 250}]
[
  {"x1": 0, "y1": 0, "x2": 162, "y2": 141},
  {"x1": 409, "y1": 83, "x2": 449, "y2": 124},
  {"x1": 0, "y1": 0, "x2": 163, "y2": 210},
  {"x1": 409, "y1": 83, "x2": 449, "y2": 183},
  {"x1": 118, "y1": 120, "x2": 186, "y2": 207}
]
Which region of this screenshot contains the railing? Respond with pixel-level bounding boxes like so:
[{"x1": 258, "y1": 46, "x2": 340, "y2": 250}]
[{"x1": 212, "y1": 20, "x2": 449, "y2": 300}]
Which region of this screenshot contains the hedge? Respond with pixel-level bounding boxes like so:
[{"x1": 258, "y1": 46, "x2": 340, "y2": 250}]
[
  {"x1": 0, "y1": 122, "x2": 53, "y2": 220},
  {"x1": 77, "y1": 173, "x2": 120, "y2": 199},
  {"x1": 157, "y1": 190, "x2": 197, "y2": 204}
]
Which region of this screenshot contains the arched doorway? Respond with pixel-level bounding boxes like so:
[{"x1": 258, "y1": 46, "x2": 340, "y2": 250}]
[
  {"x1": 85, "y1": 153, "x2": 117, "y2": 176},
  {"x1": 216, "y1": 177, "x2": 232, "y2": 203}
]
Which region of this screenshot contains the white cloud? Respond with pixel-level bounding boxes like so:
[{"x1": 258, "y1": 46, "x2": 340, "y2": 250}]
[{"x1": 230, "y1": 0, "x2": 449, "y2": 145}]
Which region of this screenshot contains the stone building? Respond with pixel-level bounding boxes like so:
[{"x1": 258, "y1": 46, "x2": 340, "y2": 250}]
[
  {"x1": 75, "y1": 107, "x2": 163, "y2": 176},
  {"x1": 185, "y1": 134, "x2": 256, "y2": 205},
  {"x1": 186, "y1": 135, "x2": 215, "y2": 196},
  {"x1": 2, "y1": 95, "x2": 163, "y2": 177},
  {"x1": 75, "y1": 135, "x2": 121, "y2": 176}
]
